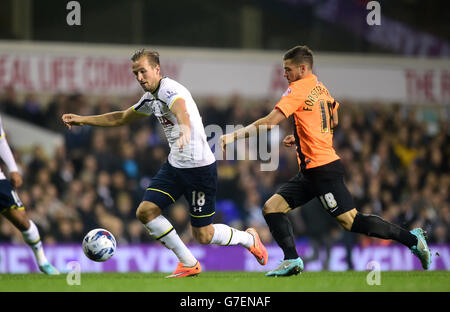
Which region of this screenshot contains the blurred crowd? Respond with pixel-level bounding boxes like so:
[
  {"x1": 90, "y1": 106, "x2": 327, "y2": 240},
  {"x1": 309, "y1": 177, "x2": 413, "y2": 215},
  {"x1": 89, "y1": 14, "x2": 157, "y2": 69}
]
[{"x1": 0, "y1": 88, "x2": 449, "y2": 258}]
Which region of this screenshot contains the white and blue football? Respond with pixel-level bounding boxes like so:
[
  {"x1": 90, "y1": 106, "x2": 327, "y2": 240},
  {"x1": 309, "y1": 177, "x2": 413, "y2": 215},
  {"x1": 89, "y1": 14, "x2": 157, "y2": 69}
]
[{"x1": 82, "y1": 228, "x2": 116, "y2": 262}]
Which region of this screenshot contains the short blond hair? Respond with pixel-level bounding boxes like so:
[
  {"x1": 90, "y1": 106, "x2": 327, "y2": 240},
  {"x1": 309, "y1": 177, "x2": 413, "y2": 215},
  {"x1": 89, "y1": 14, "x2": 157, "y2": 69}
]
[{"x1": 131, "y1": 49, "x2": 160, "y2": 67}]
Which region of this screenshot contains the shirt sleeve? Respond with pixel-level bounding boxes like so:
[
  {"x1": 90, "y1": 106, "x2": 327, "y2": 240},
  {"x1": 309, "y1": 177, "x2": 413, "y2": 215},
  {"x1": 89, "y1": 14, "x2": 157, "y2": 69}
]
[
  {"x1": 274, "y1": 87, "x2": 302, "y2": 118},
  {"x1": 158, "y1": 85, "x2": 184, "y2": 110},
  {"x1": 0, "y1": 119, "x2": 19, "y2": 173},
  {"x1": 132, "y1": 93, "x2": 153, "y2": 116}
]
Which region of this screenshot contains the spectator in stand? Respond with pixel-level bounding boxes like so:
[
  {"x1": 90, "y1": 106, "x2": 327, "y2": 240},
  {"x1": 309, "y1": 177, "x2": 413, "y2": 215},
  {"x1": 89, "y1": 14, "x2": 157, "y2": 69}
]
[
  {"x1": 1, "y1": 86, "x2": 23, "y2": 119},
  {"x1": 22, "y1": 93, "x2": 44, "y2": 125}
]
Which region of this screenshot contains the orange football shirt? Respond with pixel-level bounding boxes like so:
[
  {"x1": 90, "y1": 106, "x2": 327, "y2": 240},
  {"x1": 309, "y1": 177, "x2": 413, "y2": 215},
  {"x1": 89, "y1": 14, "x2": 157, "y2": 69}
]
[{"x1": 275, "y1": 74, "x2": 340, "y2": 171}]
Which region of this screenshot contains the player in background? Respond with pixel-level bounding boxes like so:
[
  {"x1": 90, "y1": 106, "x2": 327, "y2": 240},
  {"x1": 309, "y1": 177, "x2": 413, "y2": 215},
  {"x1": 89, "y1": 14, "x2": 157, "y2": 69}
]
[
  {"x1": 62, "y1": 49, "x2": 267, "y2": 278},
  {"x1": 0, "y1": 116, "x2": 59, "y2": 275},
  {"x1": 220, "y1": 45, "x2": 431, "y2": 276}
]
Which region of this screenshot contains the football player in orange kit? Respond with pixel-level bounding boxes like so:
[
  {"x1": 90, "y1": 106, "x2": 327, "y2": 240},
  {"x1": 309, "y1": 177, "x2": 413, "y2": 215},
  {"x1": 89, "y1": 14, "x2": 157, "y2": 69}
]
[{"x1": 220, "y1": 45, "x2": 431, "y2": 276}]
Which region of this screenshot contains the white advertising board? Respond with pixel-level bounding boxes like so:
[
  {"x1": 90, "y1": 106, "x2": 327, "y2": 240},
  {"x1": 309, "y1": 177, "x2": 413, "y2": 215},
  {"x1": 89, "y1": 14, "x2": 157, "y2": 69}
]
[{"x1": 1, "y1": 41, "x2": 449, "y2": 105}]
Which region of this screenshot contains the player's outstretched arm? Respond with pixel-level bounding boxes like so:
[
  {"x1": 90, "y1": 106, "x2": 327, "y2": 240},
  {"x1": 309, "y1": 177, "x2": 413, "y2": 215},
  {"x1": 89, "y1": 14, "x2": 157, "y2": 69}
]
[
  {"x1": 62, "y1": 107, "x2": 145, "y2": 129},
  {"x1": 220, "y1": 108, "x2": 286, "y2": 151}
]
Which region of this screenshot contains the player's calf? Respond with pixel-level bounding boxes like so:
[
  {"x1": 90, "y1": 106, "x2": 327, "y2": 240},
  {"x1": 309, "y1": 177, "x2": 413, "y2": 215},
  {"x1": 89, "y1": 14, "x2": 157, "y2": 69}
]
[
  {"x1": 204, "y1": 224, "x2": 267, "y2": 265},
  {"x1": 192, "y1": 224, "x2": 215, "y2": 244},
  {"x1": 143, "y1": 214, "x2": 198, "y2": 267},
  {"x1": 207, "y1": 224, "x2": 254, "y2": 248},
  {"x1": 346, "y1": 211, "x2": 417, "y2": 248}
]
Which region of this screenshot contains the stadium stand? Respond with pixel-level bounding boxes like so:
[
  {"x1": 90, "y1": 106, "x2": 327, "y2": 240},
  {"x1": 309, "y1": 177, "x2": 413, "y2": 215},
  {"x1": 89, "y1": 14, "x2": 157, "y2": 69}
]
[{"x1": 1, "y1": 91, "x2": 448, "y2": 254}]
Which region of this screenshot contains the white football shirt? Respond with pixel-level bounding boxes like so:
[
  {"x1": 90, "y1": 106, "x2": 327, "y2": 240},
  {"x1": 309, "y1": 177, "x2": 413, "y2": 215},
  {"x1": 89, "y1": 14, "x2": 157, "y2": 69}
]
[
  {"x1": 132, "y1": 77, "x2": 215, "y2": 168},
  {"x1": 0, "y1": 115, "x2": 19, "y2": 180}
]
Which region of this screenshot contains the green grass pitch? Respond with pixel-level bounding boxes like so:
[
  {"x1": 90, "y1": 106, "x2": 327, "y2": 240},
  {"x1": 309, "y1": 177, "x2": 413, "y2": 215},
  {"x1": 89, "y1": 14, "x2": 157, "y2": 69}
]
[{"x1": 0, "y1": 271, "x2": 449, "y2": 292}]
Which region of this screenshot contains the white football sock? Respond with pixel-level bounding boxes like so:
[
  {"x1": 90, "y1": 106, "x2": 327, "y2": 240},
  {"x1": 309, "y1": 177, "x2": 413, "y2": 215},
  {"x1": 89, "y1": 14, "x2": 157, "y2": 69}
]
[
  {"x1": 210, "y1": 224, "x2": 254, "y2": 248},
  {"x1": 21, "y1": 220, "x2": 48, "y2": 266},
  {"x1": 144, "y1": 215, "x2": 197, "y2": 267}
]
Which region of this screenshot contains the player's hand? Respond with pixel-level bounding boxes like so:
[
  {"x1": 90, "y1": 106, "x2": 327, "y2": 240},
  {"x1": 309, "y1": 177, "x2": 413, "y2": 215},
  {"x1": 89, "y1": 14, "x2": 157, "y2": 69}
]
[
  {"x1": 62, "y1": 113, "x2": 84, "y2": 129},
  {"x1": 282, "y1": 135, "x2": 296, "y2": 147},
  {"x1": 10, "y1": 171, "x2": 23, "y2": 188},
  {"x1": 177, "y1": 127, "x2": 191, "y2": 150},
  {"x1": 219, "y1": 133, "x2": 235, "y2": 152}
]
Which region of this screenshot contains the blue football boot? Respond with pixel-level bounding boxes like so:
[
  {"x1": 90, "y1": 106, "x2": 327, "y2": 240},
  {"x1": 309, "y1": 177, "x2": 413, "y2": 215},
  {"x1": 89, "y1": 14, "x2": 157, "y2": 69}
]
[
  {"x1": 39, "y1": 262, "x2": 60, "y2": 275},
  {"x1": 265, "y1": 257, "x2": 304, "y2": 277},
  {"x1": 410, "y1": 228, "x2": 431, "y2": 270}
]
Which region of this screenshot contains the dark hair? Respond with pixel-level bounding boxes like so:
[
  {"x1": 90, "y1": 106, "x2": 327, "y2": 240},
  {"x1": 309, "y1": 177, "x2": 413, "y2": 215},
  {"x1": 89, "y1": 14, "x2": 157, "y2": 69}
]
[
  {"x1": 283, "y1": 45, "x2": 313, "y2": 69},
  {"x1": 131, "y1": 49, "x2": 160, "y2": 67}
]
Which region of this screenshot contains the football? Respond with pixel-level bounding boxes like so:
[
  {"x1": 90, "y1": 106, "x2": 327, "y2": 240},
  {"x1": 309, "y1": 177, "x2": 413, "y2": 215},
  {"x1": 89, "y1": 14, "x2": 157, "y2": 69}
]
[{"x1": 82, "y1": 228, "x2": 116, "y2": 262}]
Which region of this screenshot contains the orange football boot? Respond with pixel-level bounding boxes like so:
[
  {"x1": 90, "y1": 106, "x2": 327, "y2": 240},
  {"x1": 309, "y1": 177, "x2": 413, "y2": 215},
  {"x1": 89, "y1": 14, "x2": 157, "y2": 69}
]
[
  {"x1": 166, "y1": 261, "x2": 202, "y2": 278},
  {"x1": 246, "y1": 228, "x2": 268, "y2": 265}
]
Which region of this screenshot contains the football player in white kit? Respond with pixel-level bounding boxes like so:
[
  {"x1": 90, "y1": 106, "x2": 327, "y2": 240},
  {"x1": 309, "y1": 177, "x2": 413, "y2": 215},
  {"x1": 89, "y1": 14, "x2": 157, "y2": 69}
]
[
  {"x1": 62, "y1": 49, "x2": 268, "y2": 277},
  {"x1": 0, "y1": 116, "x2": 59, "y2": 274}
]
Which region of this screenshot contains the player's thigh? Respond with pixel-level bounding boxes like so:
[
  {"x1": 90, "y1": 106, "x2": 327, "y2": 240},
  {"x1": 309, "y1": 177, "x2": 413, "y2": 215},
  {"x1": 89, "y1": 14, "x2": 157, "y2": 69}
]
[
  {"x1": 181, "y1": 162, "x2": 217, "y2": 228},
  {"x1": 265, "y1": 173, "x2": 314, "y2": 214},
  {"x1": 316, "y1": 178, "x2": 355, "y2": 221}
]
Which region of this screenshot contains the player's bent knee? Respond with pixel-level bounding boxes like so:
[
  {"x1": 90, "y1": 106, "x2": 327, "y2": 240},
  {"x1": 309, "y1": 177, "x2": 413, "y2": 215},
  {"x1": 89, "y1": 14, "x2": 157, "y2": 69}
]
[
  {"x1": 262, "y1": 194, "x2": 290, "y2": 216},
  {"x1": 17, "y1": 218, "x2": 30, "y2": 232},
  {"x1": 339, "y1": 221, "x2": 352, "y2": 231},
  {"x1": 2, "y1": 208, "x2": 30, "y2": 231},
  {"x1": 335, "y1": 208, "x2": 358, "y2": 231},
  {"x1": 192, "y1": 225, "x2": 214, "y2": 244},
  {"x1": 136, "y1": 201, "x2": 161, "y2": 224},
  {"x1": 262, "y1": 203, "x2": 276, "y2": 216}
]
